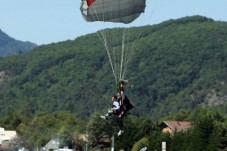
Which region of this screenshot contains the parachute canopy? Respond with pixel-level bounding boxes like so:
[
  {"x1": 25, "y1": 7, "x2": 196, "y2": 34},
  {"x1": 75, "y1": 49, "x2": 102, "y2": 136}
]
[{"x1": 80, "y1": 0, "x2": 146, "y2": 24}]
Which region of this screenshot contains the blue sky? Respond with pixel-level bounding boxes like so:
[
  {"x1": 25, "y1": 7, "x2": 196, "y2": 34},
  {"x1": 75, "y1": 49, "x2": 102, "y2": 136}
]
[{"x1": 0, "y1": 0, "x2": 227, "y2": 45}]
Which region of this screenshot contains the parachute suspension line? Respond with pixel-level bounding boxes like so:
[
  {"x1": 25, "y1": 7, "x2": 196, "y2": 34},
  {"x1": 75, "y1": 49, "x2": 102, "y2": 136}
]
[
  {"x1": 97, "y1": 27, "x2": 138, "y2": 84},
  {"x1": 97, "y1": 29, "x2": 118, "y2": 84},
  {"x1": 112, "y1": 47, "x2": 117, "y2": 81},
  {"x1": 122, "y1": 36, "x2": 136, "y2": 79},
  {"x1": 112, "y1": 29, "x2": 119, "y2": 83},
  {"x1": 121, "y1": 28, "x2": 136, "y2": 80},
  {"x1": 122, "y1": 29, "x2": 131, "y2": 79},
  {"x1": 120, "y1": 28, "x2": 129, "y2": 80},
  {"x1": 120, "y1": 29, "x2": 126, "y2": 81},
  {"x1": 81, "y1": 0, "x2": 147, "y2": 84},
  {"x1": 87, "y1": 3, "x2": 118, "y2": 83},
  {"x1": 123, "y1": 28, "x2": 131, "y2": 80},
  {"x1": 88, "y1": 4, "x2": 134, "y2": 83}
]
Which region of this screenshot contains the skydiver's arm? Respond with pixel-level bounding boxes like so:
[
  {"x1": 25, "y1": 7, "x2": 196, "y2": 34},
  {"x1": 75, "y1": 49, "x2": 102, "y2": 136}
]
[{"x1": 120, "y1": 91, "x2": 125, "y2": 101}]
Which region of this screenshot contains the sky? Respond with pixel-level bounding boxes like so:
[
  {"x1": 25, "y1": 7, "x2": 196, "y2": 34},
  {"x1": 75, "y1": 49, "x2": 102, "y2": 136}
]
[{"x1": 0, "y1": 0, "x2": 227, "y2": 45}]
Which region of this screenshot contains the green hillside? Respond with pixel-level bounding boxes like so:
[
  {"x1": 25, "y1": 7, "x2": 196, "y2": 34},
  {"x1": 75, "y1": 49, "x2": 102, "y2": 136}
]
[
  {"x1": 0, "y1": 16, "x2": 227, "y2": 119},
  {"x1": 0, "y1": 29, "x2": 37, "y2": 56}
]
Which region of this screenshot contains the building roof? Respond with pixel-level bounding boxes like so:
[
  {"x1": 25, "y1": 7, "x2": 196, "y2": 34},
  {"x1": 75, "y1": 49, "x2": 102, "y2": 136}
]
[{"x1": 160, "y1": 121, "x2": 193, "y2": 132}]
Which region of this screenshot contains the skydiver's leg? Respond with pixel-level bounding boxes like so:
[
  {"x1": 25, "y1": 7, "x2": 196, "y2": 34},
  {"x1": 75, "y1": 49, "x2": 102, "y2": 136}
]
[
  {"x1": 107, "y1": 109, "x2": 116, "y2": 117},
  {"x1": 118, "y1": 117, "x2": 123, "y2": 130},
  {"x1": 117, "y1": 117, "x2": 124, "y2": 136},
  {"x1": 101, "y1": 109, "x2": 113, "y2": 120}
]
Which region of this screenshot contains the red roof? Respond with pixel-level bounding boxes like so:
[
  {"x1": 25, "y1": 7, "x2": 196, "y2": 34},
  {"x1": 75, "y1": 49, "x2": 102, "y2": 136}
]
[{"x1": 161, "y1": 121, "x2": 193, "y2": 132}]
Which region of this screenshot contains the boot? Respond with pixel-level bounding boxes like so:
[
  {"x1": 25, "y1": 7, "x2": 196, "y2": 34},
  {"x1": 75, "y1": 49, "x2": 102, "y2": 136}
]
[
  {"x1": 100, "y1": 116, "x2": 107, "y2": 120},
  {"x1": 118, "y1": 130, "x2": 124, "y2": 136}
]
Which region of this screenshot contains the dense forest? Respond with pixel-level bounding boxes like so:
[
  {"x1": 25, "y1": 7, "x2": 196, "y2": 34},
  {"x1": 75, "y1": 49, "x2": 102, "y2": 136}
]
[
  {"x1": 0, "y1": 16, "x2": 227, "y2": 119},
  {"x1": 0, "y1": 29, "x2": 37, "y2": 56},
  {"x1": 0, "y1": 15, "x2": 227, "y2": 150}
]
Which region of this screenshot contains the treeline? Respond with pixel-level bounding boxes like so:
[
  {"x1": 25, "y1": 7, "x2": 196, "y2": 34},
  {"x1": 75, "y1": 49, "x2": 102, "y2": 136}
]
[
  {"x1": 0, "y1": 108, "x2": 227, "y2": 150},
  {"x1": 89, "y1": 108, "x2": 227, "y2": 151}
]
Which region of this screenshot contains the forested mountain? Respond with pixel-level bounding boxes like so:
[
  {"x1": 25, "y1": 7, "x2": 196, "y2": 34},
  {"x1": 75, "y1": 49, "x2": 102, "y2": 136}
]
[
  {"x1": 0, "y1": 29, "x2": 37, "y2": 56},
  {"x1": 0, "y1": 15, "x2": 227, "y2": 119}
]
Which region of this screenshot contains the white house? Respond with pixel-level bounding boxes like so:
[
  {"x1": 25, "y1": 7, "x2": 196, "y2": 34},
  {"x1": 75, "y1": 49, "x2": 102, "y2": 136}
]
[
  {"x1": 0, "y1": 127, "x2": 17, "y2": 150},
  {"x1": 0, "y1": 127, "x2": 17, "y2": 144}
]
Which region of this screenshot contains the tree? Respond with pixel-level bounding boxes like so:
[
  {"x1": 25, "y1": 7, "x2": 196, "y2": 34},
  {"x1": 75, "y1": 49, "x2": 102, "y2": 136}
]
[
  {"x1": 87, "y1": 113, "x2": 116, "y2": 148},
  {"x1": 191, "y1": 115, "x2": 219, "y2": 151},
  {"x1": 131, "y1": 137, "x2": 149, "y2": 151},
  {"x1": 17, "y1": 111, "x2": 79, "y2": 150}
]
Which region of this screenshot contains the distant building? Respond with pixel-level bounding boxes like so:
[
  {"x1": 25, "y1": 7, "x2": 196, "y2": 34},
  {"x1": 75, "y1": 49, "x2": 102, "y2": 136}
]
[
  {"x1": 42, "y1": 139, "x2": 74, "y2": 151},
  {"x1": 160, "y1": 121, "x2": 193, "y2": 134},
  {"x1": 0, "y1": 127, "x2": 17, "y2": 143},
  {"x1": 0, "y1": 127, "x2": 17, "y2": 150},
  {"x1": 78, "y1": 134, "x2": 88, "y2": 142},
  {"x1": 43, "y1": 139, "x2": 60, "y2": 151}
]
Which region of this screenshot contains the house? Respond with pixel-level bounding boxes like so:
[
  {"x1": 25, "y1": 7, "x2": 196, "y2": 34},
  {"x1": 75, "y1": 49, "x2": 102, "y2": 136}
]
[
  {"x1": 0, "y1": 127, "x2": 17, "y2": 143},
  {"x1": 160, "y1": 121, "x2": 193, "y2": 134},
  {"x1": 43, "y1": 139, "x2": 60, "y2": 151},
  {"x1": 0, "y1": 127, "x2": 17, "y2": 150}
]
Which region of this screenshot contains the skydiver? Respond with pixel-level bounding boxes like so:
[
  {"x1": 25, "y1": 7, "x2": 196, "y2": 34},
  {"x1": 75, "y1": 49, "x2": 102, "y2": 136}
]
[
  {"x1": 100, "y1": 95, "x2": 124, "y2": 136},
  {"x1": 117, "y1": 80, "x2": 134, "y2": 118}
]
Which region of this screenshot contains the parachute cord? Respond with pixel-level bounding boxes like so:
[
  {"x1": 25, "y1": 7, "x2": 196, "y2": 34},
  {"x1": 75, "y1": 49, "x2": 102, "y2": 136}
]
[
  {"x1": 98, "y1": 29, "x2": 118, "y2": 84},
  {"x1": 121, "y1": 28, "x2": 137, "y2": 80},
  {"x1": 120, "y1": 29, "x2": 126, "y2": 81},
  {"x1": 122, "y1": 28, "x2": 128, "y2": 80},
  {"x1": 122, "y1": 38, "x2": 136, "y2": 79},
  {"x1": 112, "y1": 28, "x2": 119, "y2": 83},
  {"x1": 88, "y1": 1, "x2": 130, "y2": 83},
  {"x1": 121, "y1": 28, "x2": 129, "y2": 80},
  {"x1": 89, "y1": 4, "x2": 118, "y2": 83},
  {"x1": 97, "y1": 27, "x2": 138, "y2": 84},
  {"x1": 113, "y1": 47, "x2": 117, "y2": 81}
]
